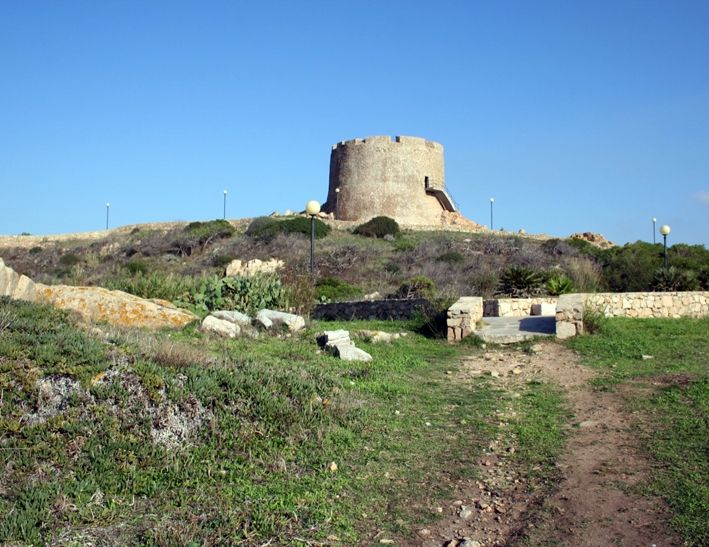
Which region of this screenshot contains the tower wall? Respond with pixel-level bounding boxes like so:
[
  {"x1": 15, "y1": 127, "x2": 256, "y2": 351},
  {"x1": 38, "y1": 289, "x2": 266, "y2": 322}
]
[{"x1": 322, "y1": 135, "x2": 449, "y2": 226}]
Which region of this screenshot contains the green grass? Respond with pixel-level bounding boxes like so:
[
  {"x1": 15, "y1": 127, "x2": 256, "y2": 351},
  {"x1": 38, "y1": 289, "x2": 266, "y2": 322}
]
[
  {"x1": 569, "y1": 317, "x2": 709, "y2": 546},
  {"x1": 0, "y1": 300, "x2": 501, "y2": 545}
]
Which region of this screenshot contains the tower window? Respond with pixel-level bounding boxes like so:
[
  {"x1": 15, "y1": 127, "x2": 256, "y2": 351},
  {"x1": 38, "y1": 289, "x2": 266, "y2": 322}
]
[{"x1": 424, "y1": 176, "x2": 430, "y2": 189}]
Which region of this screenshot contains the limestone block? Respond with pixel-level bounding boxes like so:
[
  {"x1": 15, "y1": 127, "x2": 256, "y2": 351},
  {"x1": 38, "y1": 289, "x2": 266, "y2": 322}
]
[
  {"x1": 356, "y1": 330, "x2": 405, "y2": 344},
  {"x1": 556, "y1": 321, "x2": 577, "y2": 339},
  {"x1": 531, "y1": 303, "x2": 556, "y2": 316},
  {"x1": 225, "y1": 258, "x2": 284, "y2": 277},
  {"x1": 201, "y1": 315, "x2": 240, "y2": 338},
  {"x1": 316, "y1": 330, "x2": 351, "y2": 347},
  {"x1": 0, "y1": 258, "x2": 36, "y2": 301},
  {"x1": 331, "y1": 344, "x2": 372, "y2": 362},
  {"x1": 211, "y1": 310, "x2": 252, "y2": 326},
  {"x1": 256, "y1": 309, "x2": 305, "y2": 332}
]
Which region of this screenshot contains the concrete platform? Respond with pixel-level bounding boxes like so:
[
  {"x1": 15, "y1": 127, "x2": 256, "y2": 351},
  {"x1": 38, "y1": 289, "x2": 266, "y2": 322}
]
[{"x1": 476, "y1": 316, "x2": 556, "y2": 344}]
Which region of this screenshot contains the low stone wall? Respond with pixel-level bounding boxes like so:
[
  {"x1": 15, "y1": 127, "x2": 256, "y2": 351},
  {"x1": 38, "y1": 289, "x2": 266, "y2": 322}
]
[
  {"x1": 556, "y1": 291, "x2": 709, "y2": 339},
  {"x1": 312, "y1": 298, "x2": 433, "y2": 321},
  {"x1": 447, "y1": 297, "x2": 483, "y2": 341},
  {"x1": 483, "y1": 297, "x2": 558, "y2": 317}
]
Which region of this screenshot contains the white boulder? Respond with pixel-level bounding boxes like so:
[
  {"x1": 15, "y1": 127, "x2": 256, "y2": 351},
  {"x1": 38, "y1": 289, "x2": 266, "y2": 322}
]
[
  {"x1": 201, "y1": 315, "x2": 240, "y2": 338},
  {"x1": 256, "y1": 309, "x2": 305, "y2": 332},
  {"x1": 210, "y1": 310, "x2": 252, "y2": 326},
  {"x1": 225, "y1": 258, "x2": 284, "y2": 277}
]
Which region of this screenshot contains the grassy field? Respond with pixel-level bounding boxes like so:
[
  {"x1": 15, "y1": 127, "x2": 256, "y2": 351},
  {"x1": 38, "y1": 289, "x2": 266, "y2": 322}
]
[
  {"x1": 569, "y1": 317, "x2": 709, "y2": 546},
  {"x1": 2, "y1": 295, "x2": 706, "y2": 545},
  {"x1": 0, "y1": 298, "x2": 508, "y2": 545}
]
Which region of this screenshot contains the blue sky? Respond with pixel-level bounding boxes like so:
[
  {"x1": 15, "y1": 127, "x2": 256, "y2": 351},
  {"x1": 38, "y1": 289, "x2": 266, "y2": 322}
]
[{"x1": 1, "y1": 0, "x2": 708, "y2": 245}]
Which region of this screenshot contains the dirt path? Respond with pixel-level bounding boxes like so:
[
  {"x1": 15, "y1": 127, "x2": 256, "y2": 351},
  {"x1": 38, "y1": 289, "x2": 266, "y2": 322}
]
[{"x1": 413, "y1": 342, "x2": 679, "y2": 547}]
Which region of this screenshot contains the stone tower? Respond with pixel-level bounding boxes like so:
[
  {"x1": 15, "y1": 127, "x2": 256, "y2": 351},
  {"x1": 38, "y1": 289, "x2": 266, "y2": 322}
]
[{"x1": 321, "y1": 135, "x2": 457, "y2": 226}]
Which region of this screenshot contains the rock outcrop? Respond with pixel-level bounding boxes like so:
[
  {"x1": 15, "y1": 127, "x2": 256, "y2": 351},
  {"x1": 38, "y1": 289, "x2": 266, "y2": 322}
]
[
  {"x1": 3, "y1": 257, "x2": 197, "y2": 329},
  {"x1": 225, "y1": 258, "x2": 284, "y2": 277},
  {"x1": 569, "y1": 232, "x2": 614, "y2": 249},
  {"x1": 35, "y1": 284, "x2": 197, "y2": 329},
  {"x1": 0, "y1": 258, "x2": 37, "y2": 301}
]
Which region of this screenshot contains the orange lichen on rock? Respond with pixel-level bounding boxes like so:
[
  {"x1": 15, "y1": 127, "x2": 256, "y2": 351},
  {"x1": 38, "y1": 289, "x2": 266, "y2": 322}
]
[{"x1": 35, "y1": 284, "x2": 197, "y2": 329}]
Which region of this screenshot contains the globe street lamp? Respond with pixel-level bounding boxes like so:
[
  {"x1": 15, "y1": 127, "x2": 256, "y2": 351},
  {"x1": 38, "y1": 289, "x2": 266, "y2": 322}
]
[
  {"x1": 490, "y1": 198, "x2": 495, "y2": 230},
  {"x1": 223, "y1": 190, "x2": 228, "y2": 220},
  {"x1": 652, "y1": 217, "x2": 657, "y2": 244},
  {"x1": 306, "y1": 200, "x2": 321, "y2": 274},
  {"x1": 105, "y1": 202, "x2": 110, "y2": 230},
  {"x1": 660, "y1": 224, "x2": 671, "y2": 270}
]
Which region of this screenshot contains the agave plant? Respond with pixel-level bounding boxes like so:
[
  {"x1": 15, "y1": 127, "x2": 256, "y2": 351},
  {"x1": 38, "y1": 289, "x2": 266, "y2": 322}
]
[
  {"x1": 497, "y1": 266, "x2": 543, "y2": 297},
  {"x1": 546, "y1": 274, "x2": 575, "y2": 296}
]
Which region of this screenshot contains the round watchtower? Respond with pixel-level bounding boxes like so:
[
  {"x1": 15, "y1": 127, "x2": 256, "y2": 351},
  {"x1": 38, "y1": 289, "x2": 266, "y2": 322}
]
[{"x1": 322, "y1": 135, "x2": 457, "y2": 226}]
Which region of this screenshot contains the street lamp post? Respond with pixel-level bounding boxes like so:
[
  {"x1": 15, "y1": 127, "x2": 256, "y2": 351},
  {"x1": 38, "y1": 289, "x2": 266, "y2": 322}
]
[
  {"x1": 334, "y1": 187, "x2": 340, "y2": 217},
  {"x1": 652, "y1": 217, "x2": 657, "y2": 244},
  {"x1": 306, "y1": 200, "x2": 321, "y2": 274},
  {"x1": 490, "y1": 198, "x2": 495, "y2": 230},
  {"x1": 223, "y1": 190, "x2": 228, "y2": 220},
  {"x1": 660, "y1": 224, "x2": 671, "y2": 270},
  {"x1": 105, "y1": 203, "x2": 110, "y2": 230}
]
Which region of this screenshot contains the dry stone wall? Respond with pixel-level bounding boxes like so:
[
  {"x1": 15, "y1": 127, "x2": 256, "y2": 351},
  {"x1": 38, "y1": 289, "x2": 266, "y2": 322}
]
[
  {"x1": 447, "y1": 297, "x2": 483, "y2": 341},
  {"x1": 483, "y1": 297, "x2": 558, "y2": 317},
  {"x1": 556, "y1": 291, "x2": 709, "y2": 339},
  {"x1": 312, "y1": 298, "x2": 433, "y2": 321}
]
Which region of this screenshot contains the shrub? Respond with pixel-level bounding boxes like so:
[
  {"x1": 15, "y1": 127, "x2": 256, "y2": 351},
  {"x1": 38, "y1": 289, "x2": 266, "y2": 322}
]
[
  {"x1": 651, "y1": 267, "x2": 699, "y2": 292},
  {"x1": 58, "y1": 253, "x2": 81, "y2": 267},
  {"x1": 246, "y1": 216, "x2": 330, "y2": 241},
  {"x1": 315, "y1": 277, "x2": 363, "y2": 302},
  {"x1": 497, "y1": 266, "x2": 543, "y2": 297},
  {"x1": 436, "y1": 251, "x2": 464, "y2": 264},
  {"x1": 105, "y1": 272, "x2": 202, "y2": 303},
  {"x1": 172, "y1": 219, "x2": 235, "y2": 256},
  {"x1": 125, "y1": 259, "x2": 149, "y2": 276},
  {"x1": 393, "y1": 275, "x2": 436, "y2": 300},
  {"x1": 353, "y1": 216, "x2": 400, "y2": 239},
  {"x1": 211, "y1": 254, "x2": 235, "y2": 268},
  {"x1": 187, "y1": 275, "x2": 286, "y2": 316},
  {"x1": 29, "y1": 246, "x2": 43, "y2": 254},
  {"x1": 546, "y1": 273, "x2": 575, "y2": 296},
  {"x1": 281, "y1": 272, "x2": 318, "y2": 317},
  {"x1": 582, "y1": 305, "x2": 606, "y2": 335}
]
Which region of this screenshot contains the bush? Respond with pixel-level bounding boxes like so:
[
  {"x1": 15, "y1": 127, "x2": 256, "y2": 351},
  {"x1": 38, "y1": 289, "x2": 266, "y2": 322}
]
[
  {"x1": 211, "y1": 254, "x2": 235, "y2": 268},
  {"x1": 246, "y1": 216, "x2": 330, "y2": 241},
  {"x1": 353, "y1": 216, "x2": 400, "y2": 239},
  {"x1": 29, "y1": 246, "x2": 42, "y2": 255},
  {"x1": 497, "y1": 266, "x2": 543, "y2": 297},
  {"x1": 546, "y1": 273, "x2": 575, "y2": 296},
  {"x1": 58, "y1": 253, "x2": 81, "y2": 267},
  {"x1": 436, "y1": 251, "x2": 464, "y2": 264},
  {"x1": 651, "y1": 267, "x2": 699, "y2": 292},
  {"x1": 187, "y1": 275, "x2": 286, "y2": 316},
  {"x1": 125, "y1": 259, "x2": 149, "y2": 276},
  {"x1": 392, "y1": 275, "x2": 436, "y2": 300},
  {"x1": 582, "y1": 305, "x2": 606, "y2": 335},
  {"x1": 315, "y1": 277, "x2": 363, "y2": 302},
  {"x1": 282, "y1": 272, "x2": 318, "y2": 317},
  {"x1": 171, "y1": 219, "x2": 235, "y2": 256},
  {"x1": 105, "y1": 272, "x2": 202, "y2": 303}
]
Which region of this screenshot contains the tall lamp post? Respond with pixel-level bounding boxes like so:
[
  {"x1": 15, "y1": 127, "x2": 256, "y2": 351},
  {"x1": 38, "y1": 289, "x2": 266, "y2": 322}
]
[
  {"x1": 105, "y1": 202, "x2": 110, "y2": 230},
  {"x1": 490, "y1": 197, "x2": 495, "y2": 230},
  {"x1": 660, "y1": 225, "x2": 671, "y2": 271},
  {"x1": 306, "y1": 200, "x2": 321, "y2": 274},
  {"x1": 652, "y1": 217, "x2": 657, "y2": 244},
  {"x1": 223, "y1": 190, "x2": 228, "y2": 220}
]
